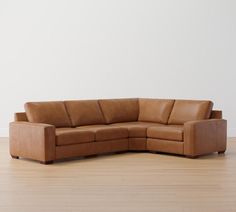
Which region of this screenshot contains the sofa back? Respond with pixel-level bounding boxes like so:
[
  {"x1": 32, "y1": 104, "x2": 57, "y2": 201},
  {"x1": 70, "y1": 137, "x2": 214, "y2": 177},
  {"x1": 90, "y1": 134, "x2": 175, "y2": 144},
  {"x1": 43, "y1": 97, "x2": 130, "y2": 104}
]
[
  {"x1": 64, "y1": 100, "x2": 105, "y2": 127},
  {"x1": 25, "y1": 101, "x2": 71, "y2": 127},
  {"x1": 168, "y1": 100, "x2": 213, "y2": 125},
  {"x1": 22, "y1": 98, "x2": 215, "y2": 127},
  {"x1": 138, "y1": 98, "x2": 174, "y2": 124},
  {"x1": 99, "y1": 98, "x2": 139, "y2": 124}
]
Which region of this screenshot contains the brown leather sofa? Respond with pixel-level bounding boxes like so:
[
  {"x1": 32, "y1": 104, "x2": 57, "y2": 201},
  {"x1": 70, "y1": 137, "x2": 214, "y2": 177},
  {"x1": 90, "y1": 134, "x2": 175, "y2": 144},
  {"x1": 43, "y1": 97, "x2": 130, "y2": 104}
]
[{"x1": 9, "y1": 98, "x2": 227, "y2": 164}]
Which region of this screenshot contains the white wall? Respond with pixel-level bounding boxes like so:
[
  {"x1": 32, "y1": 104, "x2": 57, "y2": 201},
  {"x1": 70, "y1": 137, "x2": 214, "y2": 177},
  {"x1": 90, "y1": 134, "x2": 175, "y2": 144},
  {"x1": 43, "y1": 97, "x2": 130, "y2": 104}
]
[{"x1": 0, "y1": 0, "x2": 235, "y2": 136}]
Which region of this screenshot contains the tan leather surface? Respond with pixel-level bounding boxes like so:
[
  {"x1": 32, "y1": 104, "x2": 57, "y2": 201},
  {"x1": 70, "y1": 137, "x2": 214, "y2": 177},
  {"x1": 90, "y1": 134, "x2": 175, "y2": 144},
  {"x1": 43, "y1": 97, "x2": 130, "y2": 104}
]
[
  {"x1": 111, "y1": 121, "x2": 163, "y2": 138},
  {"x1": 56, "y1": 139, "x2": 128, "y2": 159},
  {"x1": 99, "y1": 98, "x2": 139, "y2": 124},
  {"x1": 9, "y1": 122, "x2": 56, "y2": 162},
  {"x1": 168, "y1": 100, "x2": 213, "y2": 124},
  {"x1": 147, "y1": 138, "x2": 184, "y2": 154},
  {"x1": 56, "y1": 128, "x2": 95, "y2": 146},
  {"x1": 110, "y1": 139, "x2": 129, "y2": 152},
  {"x1": 64, "y1": 100, "x2": 105, "y2": 127},
  {"x1": 94, "y1": 139, "x2": 129, "y2": 154},
  {"x1": 210, "y1": 110, "x2": 222, "y2": 119},
  {"x1": 138, "y1": 98, "x2": 174, "y2": 124},
  {"x1": 184, "y1": 119, "x2": 227, "y2": 156},
  {"x1": 76, "y1": 125, "x2": 128, "y2": 141},
  {"x1": 95, "y1": 127, "x2": 128, "y2": 141},
  {"x1": 77, "y1": 125, "x2": 109, "y2": 129},
  {"x1": 56, "y1": 142, "x2": 94, "y2": 159},
  {"x1": 25, "y1": 101, "x2": 71, "y2": 127},
  {"x1": 147, "y1": 125, "x2": 184, "y2": 141},
  {"x1": 129, "y1": 138, "x2": 147, "y2": 150},
  {"x1": 14, "y1": 112, "x2": 28, "y2": 122}
]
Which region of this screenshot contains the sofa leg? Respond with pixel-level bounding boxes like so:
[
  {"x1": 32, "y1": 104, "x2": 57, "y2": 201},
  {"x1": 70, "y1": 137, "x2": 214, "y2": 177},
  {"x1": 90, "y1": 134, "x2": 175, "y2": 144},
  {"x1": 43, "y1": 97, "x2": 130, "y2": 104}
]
[
  {"x1": 218, "y1": 151, "x2": 226, "y2": 154},
  {"x1": 186, "y1": 155, "x2": 198, "y2": 159},
  {"x1": 40, "y1": 160, "x2": 54, "y2": 165},
  {"x1": 11, "y1": 155, "x2": 19, "y2": 159}
]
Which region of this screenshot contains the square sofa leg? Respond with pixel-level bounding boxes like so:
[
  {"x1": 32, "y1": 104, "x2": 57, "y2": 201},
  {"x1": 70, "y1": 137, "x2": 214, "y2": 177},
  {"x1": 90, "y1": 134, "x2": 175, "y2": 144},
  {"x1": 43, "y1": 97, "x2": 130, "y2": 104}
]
[
  {"x1": 40, "y1": 160, "x2": 54, "y2": 165},
  {"x1": 218, "y1": 151, "x2": 226, "y2": 154},
  {"x1": 11, "y1": 155, "x2": 19, "y2": 159}
]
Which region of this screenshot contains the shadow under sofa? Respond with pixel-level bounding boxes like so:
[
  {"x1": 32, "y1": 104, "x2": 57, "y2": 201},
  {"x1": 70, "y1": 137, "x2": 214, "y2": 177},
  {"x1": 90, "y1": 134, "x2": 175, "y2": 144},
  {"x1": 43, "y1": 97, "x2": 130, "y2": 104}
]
[{"x1": 9, "y1": 98, "x2": 227, "y2": 164}]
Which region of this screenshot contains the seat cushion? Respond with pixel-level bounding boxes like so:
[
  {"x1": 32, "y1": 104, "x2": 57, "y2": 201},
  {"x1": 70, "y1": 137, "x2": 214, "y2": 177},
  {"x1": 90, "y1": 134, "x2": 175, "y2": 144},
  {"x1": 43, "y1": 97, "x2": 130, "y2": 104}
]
[
  {"x1": 56, "y1": 128, "x2": 95, "y2": 146},
  {"x1": 64, "y1": 100, "x2": 105, "y2": 127},
  {"x1": 168, "y1": 100, "x2": 213, "y2": 125},
  {"x1": 138, "y1": 98, "x2": 175, "y2": 124},
  {"x1": 111, "y1": 122, "x2": 163, "y2": 138},
  {"x1": 99, "y1": 99, "x2": 139, "y2": 124},
  {"x1": 25, "y1": 101, "x2": 71, "y2": 127},
  {"x1": 76, "y1": 125, "x2": 129, "y2": 141},
  {"x1": 147, "y1": 125, "x2": 184, "y2": 141}
]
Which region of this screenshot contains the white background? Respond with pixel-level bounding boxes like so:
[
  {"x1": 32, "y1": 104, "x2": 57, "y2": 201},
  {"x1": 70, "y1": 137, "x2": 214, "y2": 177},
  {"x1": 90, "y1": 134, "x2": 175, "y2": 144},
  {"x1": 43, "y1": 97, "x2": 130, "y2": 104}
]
[{"x1": 0, "y1": 0, "x2": 235, "y2": 136}]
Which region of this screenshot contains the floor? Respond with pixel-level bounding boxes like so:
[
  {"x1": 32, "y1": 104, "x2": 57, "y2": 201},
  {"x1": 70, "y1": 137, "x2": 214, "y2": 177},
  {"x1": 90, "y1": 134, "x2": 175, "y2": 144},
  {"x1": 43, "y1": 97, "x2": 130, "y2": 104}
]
[{"x1": 0, "y1": 138, "x2": 236, "y2": 212}]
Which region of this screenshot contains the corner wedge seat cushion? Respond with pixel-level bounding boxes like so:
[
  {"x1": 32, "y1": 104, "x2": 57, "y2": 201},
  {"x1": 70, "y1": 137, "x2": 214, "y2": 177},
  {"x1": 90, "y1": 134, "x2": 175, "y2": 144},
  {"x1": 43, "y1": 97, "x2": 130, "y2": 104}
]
[
  {"x1": 168, "y1": 100, "x2": 213, "y2": 125},
  {"x1": 147, "y1": 125, "x2": 184, "y2": 141},
  {"x1": 25, "y1": 101, "x2": 71, "y2": 127},
  {"x1": 99, "y1": 99, "x2": 139, "y2": 124},
  {"x1": 76, "y1": 125, "x2": 128, "y2": 141},
  {"x1": 56, "y1": 128, "x2": 95, "y2": 146},
  {"x1": 111, "y1": 122, "x2": 163, "y2": 138},
  {"x1": 138, "y1": 99, "x2": 175, "y2": 124},
  {"x1": 64, "y1": 100, "x2": 105, "y2": 127}
]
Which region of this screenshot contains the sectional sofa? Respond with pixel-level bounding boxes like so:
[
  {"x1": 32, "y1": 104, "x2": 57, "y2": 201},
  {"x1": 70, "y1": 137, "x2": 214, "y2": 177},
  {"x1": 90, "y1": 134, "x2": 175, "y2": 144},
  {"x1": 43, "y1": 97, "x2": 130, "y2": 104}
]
[{"x1": 9, "y1": 98, "x2": 227, "y2": 164}]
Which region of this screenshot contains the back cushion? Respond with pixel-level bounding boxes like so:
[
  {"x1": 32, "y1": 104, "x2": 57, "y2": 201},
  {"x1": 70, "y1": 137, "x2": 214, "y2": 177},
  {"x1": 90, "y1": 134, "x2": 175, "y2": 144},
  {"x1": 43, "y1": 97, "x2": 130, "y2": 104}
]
[
  {"x1": 25, "y1": 101, "x2": 71, "y2": 127},
  {"x1": 99, "y1": 98, "x2": 139, "y2": 124},
  {"x1": 138, "y1": 98, "x2": 175, "y2": 124},
  {"x1": 168, "y1": 100, "x2": 213, "y2": 124},
  {"x1": 64, "y1": 100, "x2": 105, "y2": 127}
]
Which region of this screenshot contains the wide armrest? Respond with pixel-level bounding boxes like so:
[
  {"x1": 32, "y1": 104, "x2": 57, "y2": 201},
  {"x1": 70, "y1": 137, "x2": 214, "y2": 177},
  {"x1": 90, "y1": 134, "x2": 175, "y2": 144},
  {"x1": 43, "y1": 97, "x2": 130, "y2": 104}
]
[
  {"x1": 9, "y1": 122, "x2": 56, "y2": 162},
  {"x1": 184, "y1": 119, "x2": 227, "y2": 157}
]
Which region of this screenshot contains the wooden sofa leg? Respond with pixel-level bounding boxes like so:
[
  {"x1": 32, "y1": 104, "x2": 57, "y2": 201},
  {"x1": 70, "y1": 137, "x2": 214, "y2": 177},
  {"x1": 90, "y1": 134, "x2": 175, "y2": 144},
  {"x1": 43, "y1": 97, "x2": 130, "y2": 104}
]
[
  {"x1": 11, "y1": 155, "x2": 19, "y2": 159},
  {"x1": 186, "y1": 155, "x2": 198, "y2": 159},
  {"x1": 218, "y1": 151, "x2": 226, "y2": 154},
  {"x1": 40, "y1": 161, "x2": 54, "y2": 165}
]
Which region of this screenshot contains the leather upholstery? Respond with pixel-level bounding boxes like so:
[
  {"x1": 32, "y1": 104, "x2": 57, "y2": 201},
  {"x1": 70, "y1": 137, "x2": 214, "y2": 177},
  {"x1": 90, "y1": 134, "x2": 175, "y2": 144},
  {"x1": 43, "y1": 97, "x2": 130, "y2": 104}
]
[
  {"x1": 95, "y1": 127, "x2": 128, "y2": 141},
  {"x1": 64, "y1": 100, "x2": 105, "y2": 127},
  {"x1": 14, "y1": 112, "x2": 28, "y2": 122},
  {"x1": 10, "y1": 98, "x2": 227, "y2": 163},
  {"x1": 139, "y1": 98, "x2": 174, "y2": 124},
  {"x1": 184, "y1": 119, "x2": 227, "y2": 156},
  {"x1": 147, "y1": 138, "x2": 184, "y2": 154},
  {"x1": 99, "y1": 98, "x2": 139, "y2": 124},
  {"x1": 76, "y1": 125, "x2": 128, "y2": 141},
  {"x1": 111, "y1": 122, "x2": 163, "y2": 138},
  {"x1": 168, "y1": 100, "x2": 213, "y2": 124},
  {"x1": 9, "y1": 122, "x2": 56, "y2": 162},
  {"x1": 147, "y1": 125, "x2": 184, "y2": 141},
  {"x1": 56, "y1": 128, "x2": 95, "y2": 146},
  {"x1": 25, "y1": 101, "x2": 71, "y2": 127},
  {"x1": 56, "y1": 142, "x2": 93, "y2": 159},
  {"x1": 210, "y1": 110, "x2": 222, "y2": 119},
  {"x1": 129, "y1": 138, "x2": 147, "y2": 150},
  {"x1": 56, "y1": 139, "x2": 128, "y2": 159}
]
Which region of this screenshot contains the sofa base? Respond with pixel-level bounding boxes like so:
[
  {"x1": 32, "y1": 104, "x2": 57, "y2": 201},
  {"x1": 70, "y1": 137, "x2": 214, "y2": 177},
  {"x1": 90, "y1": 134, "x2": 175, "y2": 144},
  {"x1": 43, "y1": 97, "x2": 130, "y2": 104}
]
[
  {"x1": 218, "y1": 150, "x2": 226, "y2": 154},
  {"x1": 129, "y1": 138, "x2": 146, "y2": 151},
  {"x1": 186, "y1": 155, "x2": 199, "y2": 159},
  {"x1": 40, "y1": 160, "x2": 54, "y2": 165},
  {"x1": 55, "y1": 139, "x2": 129, "y2": 160},
  {"x1": 147, "y1": 138, "x2": 184, "y2": 155}
]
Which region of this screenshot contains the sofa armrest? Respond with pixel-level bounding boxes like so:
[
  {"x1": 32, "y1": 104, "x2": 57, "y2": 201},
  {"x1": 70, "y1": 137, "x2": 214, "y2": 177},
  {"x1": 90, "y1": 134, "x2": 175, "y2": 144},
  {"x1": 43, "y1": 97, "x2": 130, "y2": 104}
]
[
  {"x1": 184, "y1": 119, "x2": 227, "y2": 157},
  {"x1": 9, "y1": 122, "x2": 56, "y2": 163}
]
